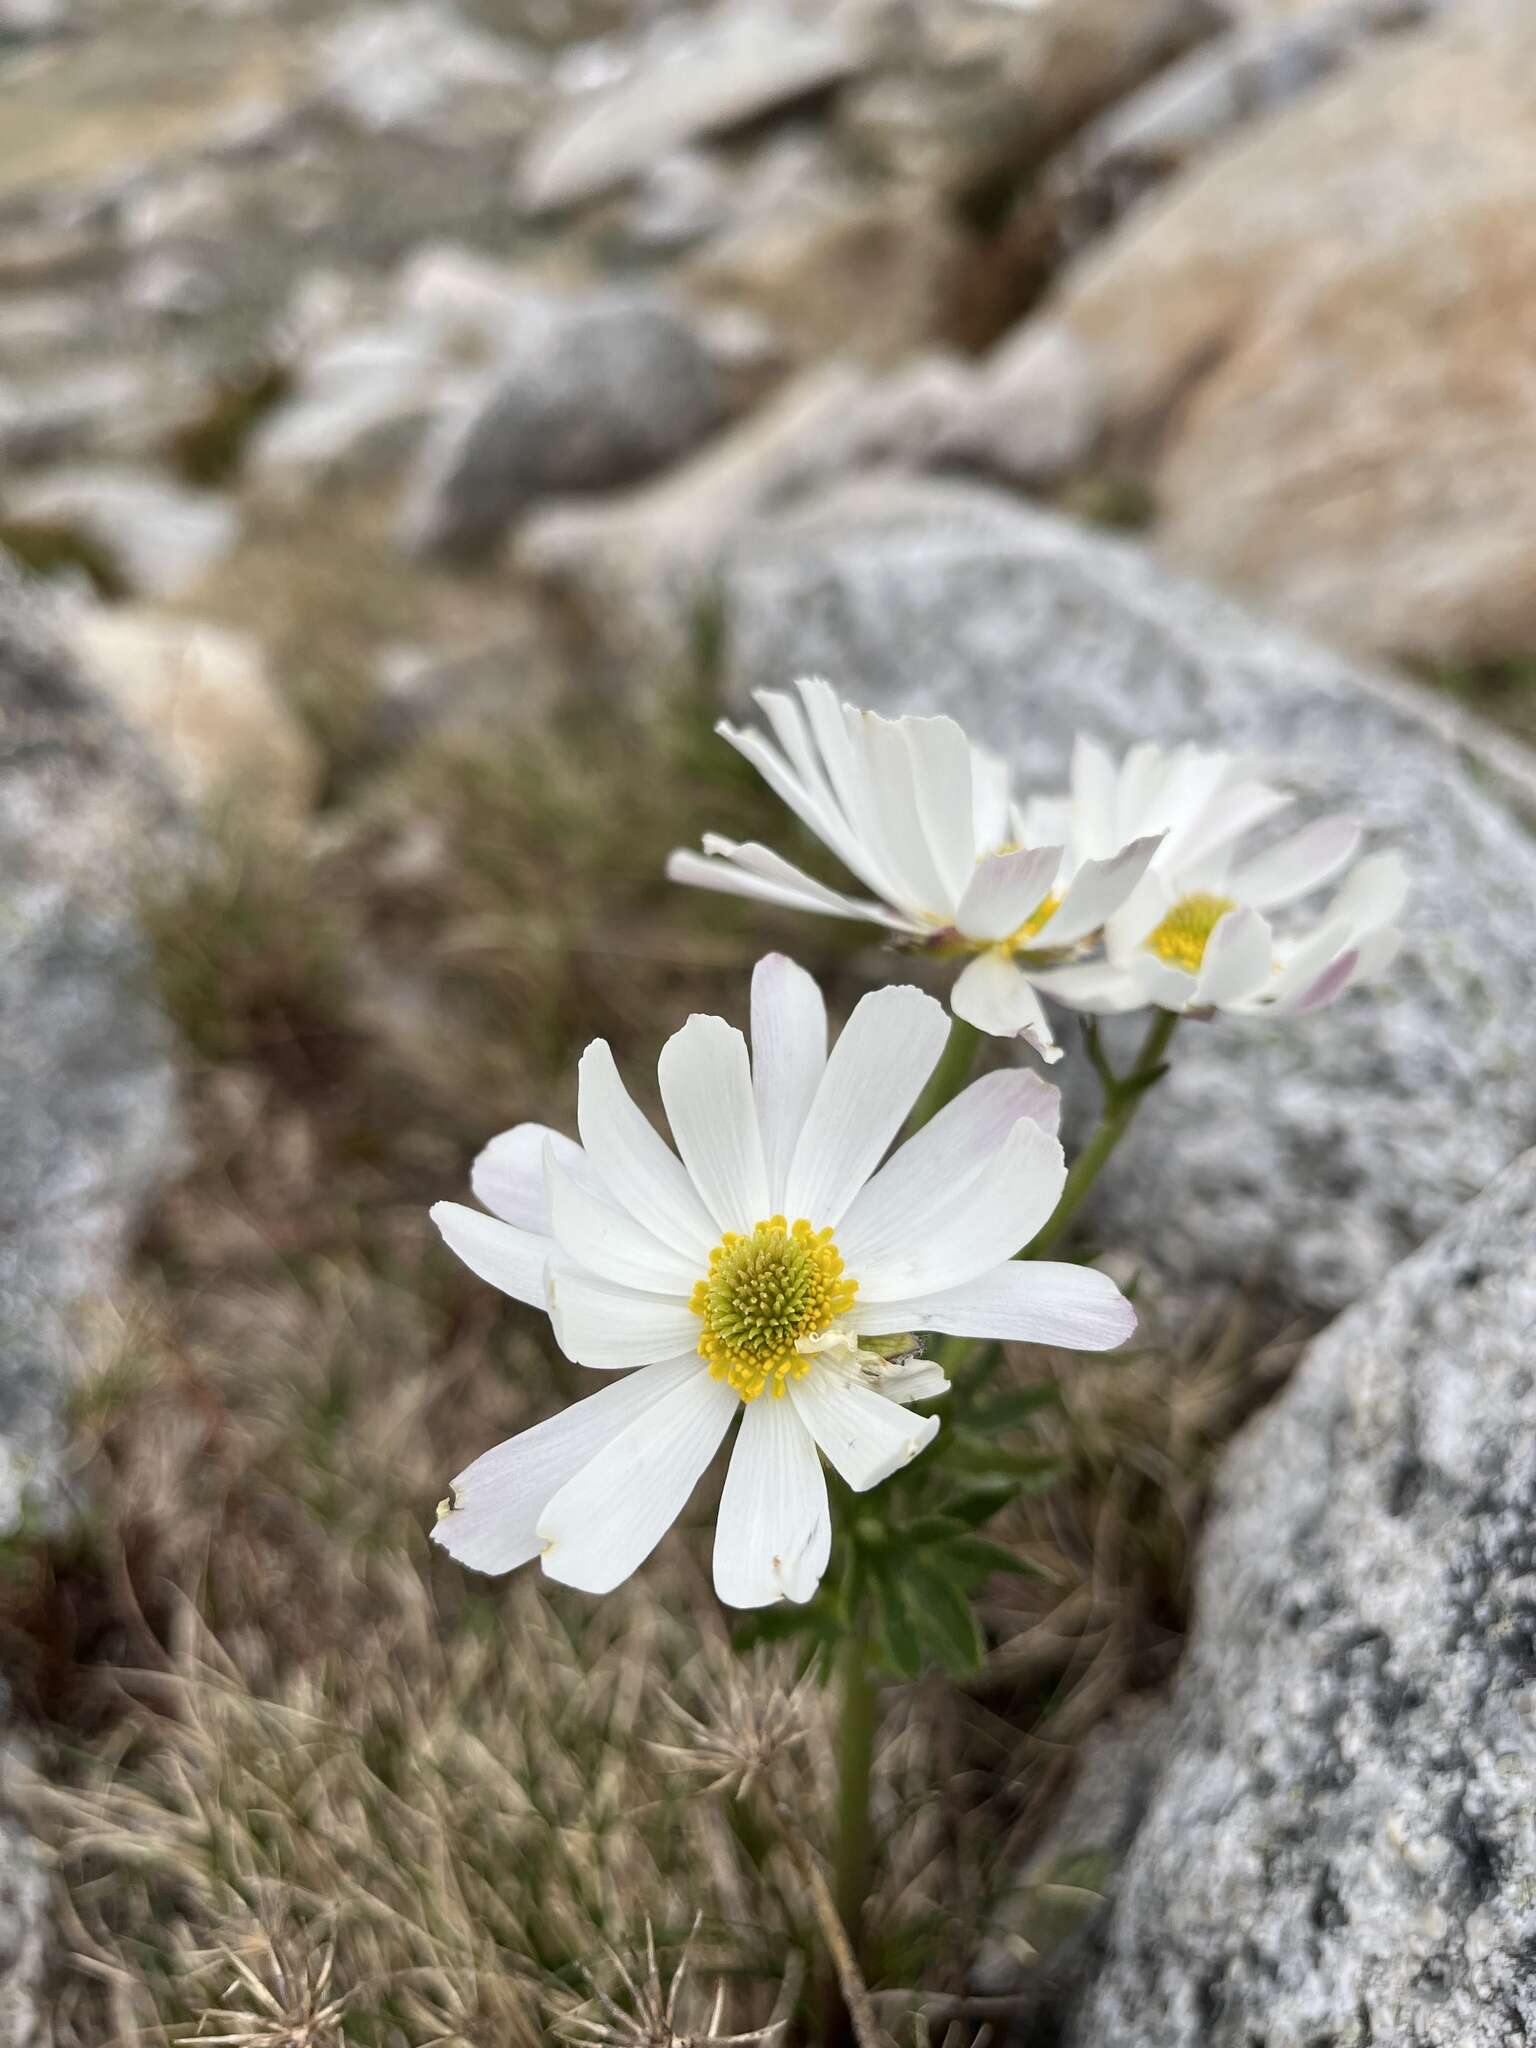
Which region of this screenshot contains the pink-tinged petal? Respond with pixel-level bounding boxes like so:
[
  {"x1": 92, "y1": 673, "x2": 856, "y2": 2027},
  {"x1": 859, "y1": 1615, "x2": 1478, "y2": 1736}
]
[
  {"x1": 537, "y1": 1367, "x2": 738, "y2": 1594},
  {"x1": 844, "y1": 1259, "x2": 1135, "y2": 1352},
  {"x1": 954, "y1": 844, "x2": 1063, "y2": 944},
  {"x1": 471, "y1": 1122, "x2": 592, "y2": 1232},
  {"x1": 658, "y1": 1014, "x2": 770, "y2": 1235},
  {"x1": 1044, "y1": 835, "x2": 1164, "y2": 946},
  {"x1": 751, "y1": 954, "x2": 828, "y2": 1211},
  {"x1": 1281, "y1": 945, "x2": 1361, "y2": 1015},
  {"x1": 713, "y1": 1395, "x2": 830, "y2": 1608},
  {"x1": 950, "y1": 953, "x2": 1063, "y2": 1060},
  {"x1": 1229, "y1": 816, "x2": 1361, "y2": 911},
  {"x1": 432, "y1": 1356, "x2": 701, "y2": 1576},
  {"x1": 1195, "y1": 906, "x2": 1274, "y2": 1009},
  {"x1": 432, "y1": 1202, "x2": 550, "y2": 1309},
  {"x1": 783, "y1": 983, "x2": 950, "y2": 1226},
  {"x1": 665, "y1": 846, "x2": 904, "y2": 928},
  {"x1": 546, "y1": 1263, "x2": 700, "y2": 1370},
  {"x1": 842, "y1": 1114, "x2": 1066, "y2": 1301}
]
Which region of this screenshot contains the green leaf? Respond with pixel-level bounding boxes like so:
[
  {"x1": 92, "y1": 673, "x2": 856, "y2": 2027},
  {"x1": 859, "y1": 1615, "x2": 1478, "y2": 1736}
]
[
  {"x1": 947, "y1": 1438, "x2": 1065, "y2": 1488},
  {"x1": 969, "y1": 1384, "x2": 1062, "y2": 1430},
  {"x1": 943, "y1": 1535, "x2": 1050, "y2": 1582},
  {"x1": 937, "y1": 1480, "x2": 1019, "y2": 1529},
  {"x1": 907, "y1": 1559, "x2": 985, "y2": 1676},
  {"x1": 900, "y1": 1514, "x2": 970, "y2": 1546},
  {"x1": 872, "y1": 1570, "x2": 925, "y2": 1678},
  {"x1": 731, "y1": 1602, "x2": 838, "y2": 1655}
]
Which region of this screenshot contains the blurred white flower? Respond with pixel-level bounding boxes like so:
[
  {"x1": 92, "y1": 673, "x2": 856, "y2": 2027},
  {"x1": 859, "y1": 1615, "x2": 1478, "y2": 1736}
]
[
  {"x1": 1021, "y1": 740, "x2": 1407, "y2": 1020},
  {"x1": 665, "y1": 675, "x2": 1163, "y2": 1061},
  {"x1": 431, "y1": 955, "x2": 1134, "y2": 1607}
]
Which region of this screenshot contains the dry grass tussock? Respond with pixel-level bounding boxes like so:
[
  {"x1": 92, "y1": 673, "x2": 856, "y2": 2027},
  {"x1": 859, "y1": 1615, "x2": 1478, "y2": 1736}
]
[{"x1": 4, "y1": 684, "x2": 1302, "y2": 2042}]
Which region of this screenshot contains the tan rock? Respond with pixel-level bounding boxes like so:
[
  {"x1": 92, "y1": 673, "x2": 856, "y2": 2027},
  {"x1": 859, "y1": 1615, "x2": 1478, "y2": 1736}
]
[
  {"x1": 1049, "y1": 0, "x2": 1536, "y2": 664},
  {"x1": 69, "y1": 609, "x2": 321, "y2": 825},
  {"x1": 683, "y1": 188, "x2": 963, "y2": 366}
]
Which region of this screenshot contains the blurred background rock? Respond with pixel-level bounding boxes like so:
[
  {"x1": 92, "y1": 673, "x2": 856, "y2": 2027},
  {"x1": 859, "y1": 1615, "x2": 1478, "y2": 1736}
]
[{"x1": 4, "y1": 0, "x2": 1536, "y2": 2042}]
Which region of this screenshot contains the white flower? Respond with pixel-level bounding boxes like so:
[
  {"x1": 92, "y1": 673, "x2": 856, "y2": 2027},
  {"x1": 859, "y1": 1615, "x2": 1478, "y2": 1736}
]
[
  {"x1": 1021, "y1": 740, "x2": 1408, "y2": 1019},
  {"x1": 665, "y1": 675, "x2": 1163, "y2": 1062},
  {"x1": 430, "y1": 955, "x2": 1135, "y2": 1608}
]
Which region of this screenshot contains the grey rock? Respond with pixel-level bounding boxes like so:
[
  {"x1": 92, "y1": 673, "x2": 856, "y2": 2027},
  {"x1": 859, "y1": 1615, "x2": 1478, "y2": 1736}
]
[
  {"x1": 708, "y1": 474, "x2": 1536, "y2": 1317},
  {"x1": 0, "y1": 564, "x2": 189, "y2": 2044},
  {"x1": 2, "y1": 468, "x2": 239, "y2": 599},
  {"x1": 400, "y1": 292, "x2": 721, "y2": 562},
  {"x1": 516, "y1": 10, "x2": 864, "y2": 216},
  {"x1": 0, "y1": 364, "x2": 154, "y2": 469},
  {"x1": 1068, "y1": 1150, "x2": 1536, "y2": 2047},
  {"x1": 0, "y1": 560, "x2": 186, "y2": 1540},
  {"x1": 251, "y1": 327, "x2": 459, "y2": 493},
  {"x1": 623, "y1": 149, "x2": 734, "y2": 255},
  {"x1": 930, "y1": 317, "x2": 1105, "y2": 488}
]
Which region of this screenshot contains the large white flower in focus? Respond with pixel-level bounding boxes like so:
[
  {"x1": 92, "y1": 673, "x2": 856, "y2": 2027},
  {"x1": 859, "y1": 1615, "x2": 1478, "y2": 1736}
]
[
  {"x1": 665, "y1": 676, "x2": 1164, "y2": 1062},
  {"x1": 1018, "y1": 741, "x2": 1407, "y2": 1019},
  {"x1": 430, "y1": 955, "x2": 1135, "y2": 1608}
]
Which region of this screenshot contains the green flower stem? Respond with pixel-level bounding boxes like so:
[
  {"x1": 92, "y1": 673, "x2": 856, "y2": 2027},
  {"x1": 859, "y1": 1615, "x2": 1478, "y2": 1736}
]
[
  {"x1": 828, "y1": 1016, "x2": 982, "y2": 2003},
  {"x1": 832, "y1": 1608, "x2": 878, "y2": 1959},
  {"x1": 905, "y1": 1016, "x2": 981, "y2": 1136},
  {"x1": 1025, "y1": 1009, "x2": 1180, "y2": 1260}
]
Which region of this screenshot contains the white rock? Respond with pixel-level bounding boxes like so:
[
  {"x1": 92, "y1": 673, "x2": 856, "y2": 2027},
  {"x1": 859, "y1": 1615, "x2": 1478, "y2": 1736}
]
[
  {"x1": 516, "y1": 11, "x2": 865, "y2": 214},
  {"x1": 313, "y1": 1, "x2": 536, "y2": 135},
  {"x1": 931, "y1": 318, "x2": 1106, "y2": 487},
  {"x1": 3, "y1": 468, "x2": 239, "y2": 599}
]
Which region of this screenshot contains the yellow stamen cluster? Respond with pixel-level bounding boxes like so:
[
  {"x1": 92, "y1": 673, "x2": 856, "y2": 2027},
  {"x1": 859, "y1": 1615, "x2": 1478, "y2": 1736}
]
[
  {"x1": 1004, "y1": 891, "x2": 1062, "y2": 954},
  {"x1": 691, "y1": 1216, "x2": 857, "y2": 1403},
  {"x1": 1143, "y1": 892, "x2": 1238, "y2": 974}
]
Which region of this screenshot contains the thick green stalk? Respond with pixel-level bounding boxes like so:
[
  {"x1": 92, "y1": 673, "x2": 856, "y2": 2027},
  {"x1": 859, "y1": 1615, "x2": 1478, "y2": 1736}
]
[
  {"x1": 905, "y1": 1016, "x2": 981, "y2": 1136},
  {"x1": 1025, "y1": 1010, "x2": 1180, "y2": 1260},
  {"x1": 832, "y1": 1613, "x2": 878, "y2": 1958}
]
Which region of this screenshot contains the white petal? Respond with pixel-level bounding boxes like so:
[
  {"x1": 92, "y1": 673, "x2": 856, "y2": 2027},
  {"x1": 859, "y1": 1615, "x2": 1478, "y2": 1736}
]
[
  {"x1": 432, "y1": 1356, "x2": 700, "y2": 1575},
  {"x1": 950, "y1": 953, "x2": 1063, "y2": 1061},
  {"x1": 712, "y1": 1394, "x2": 831, "y2": 1608},
  {"x1": 954, "y1": 844, "x2": 1062, "y2": 943},
  {"x1": 971, "y1": 744, "x2": 1012, "y2": 853},
  {"x1": 432, "y1": 1202, "x2": 550, "y2": 1309},
  {"x1": 876, "y1": 1357, "x2": 951, "y2": 1405},
  {"x1": 667, "y1": 847, "x2": 860, "y2": 922},
  {"x1": 698, "y1": 836, "x2": 913, "y2": 929},
  {"x1": 783, "y1": 983, "x2": 950, "y2": 1225},
  {"x1": 576, "y1": 1039, "x2": 717, "y2": 1260},
  {"x1": 1027, "y1": 960, "x2": 1146, "y2": 1014},
  {"x1": 840, "y1": 1096, "x2": 1066, "y2": 1296},
  {"x1": 658, "y1": 1013, "x2": 770, "y2": 1233},
  {"x1": 545, "y1": 1145, "x2": 700, "y2": 1294},
  {"x1": 1174, "y1": 775, "x2": 1291, "y2": 869},
  {"x1": 788, "y1": 1365, "x2": 939, "y2": 1492},
  {"x1": 1042, "y1": 834, "x2": 1163, "y2": 946},
  {"x1": 546, "y1": 1263, "x2": 700, "y2": 1370},
  {"x1": 1195, "y1": 906, "x2": 1274, "y2": 1008},
  {"x1": 1327, "y1": 849, "x2": 1409, "y2": 935},
  {"x1": 537, "y1": 1366, "x2": 739, "y2": 1594},
  {"x1": 905, "y1": 714, "x2": 978, "y2": 908},
  {"x1": 1229, "y1": 816, "x2": 1361, "y2": 911},
  {"x1": 845, "y1": 1260, "x2": 1135, "y2": 1351},
  {"x1": 751, "y1": 954, "x2": 828, "y2": 1210},
  {"x1": 471, "y1": 1122, "x2": 593, "y2": 1232},
  {"x1": 1069, "y1": 735, "x2": 1120, "y2": 858},
  {"x1": 860, "y1": 712, "x2": 955, "y2": 916}
]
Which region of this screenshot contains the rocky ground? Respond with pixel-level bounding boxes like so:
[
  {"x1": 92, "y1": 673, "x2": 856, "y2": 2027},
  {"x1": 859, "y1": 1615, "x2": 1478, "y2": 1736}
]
[{"x1": 4, "y1": 0, "x2": 1536, "y2": 2040}]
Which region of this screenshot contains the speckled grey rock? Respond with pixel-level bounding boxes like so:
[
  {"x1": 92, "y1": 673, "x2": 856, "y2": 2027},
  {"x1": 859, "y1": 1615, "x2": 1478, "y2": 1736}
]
[
  {"x1": 399, "y1": 291, "x2": 721, "y2": 561},
  {"x1": 0, "y1": 558, "x2": 186, "y2": 1539},
  {"x1": 711, "y1": 474, "x2": 1536, "y2": 1318},
  {"x1": 1066, "y1": 1150, "x2": 1536, "y2": 2047},
  {"x1": 0, "y1": 562, "x2": 189, "y2": 2043}
]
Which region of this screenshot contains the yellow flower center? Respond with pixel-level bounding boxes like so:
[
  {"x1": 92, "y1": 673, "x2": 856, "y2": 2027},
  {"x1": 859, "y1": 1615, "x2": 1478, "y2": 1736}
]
[
  {"x1": 691, "y1": 1216, "x2": 858, "y2": 1403},
  {"x1": 1003, "y1": 891, "x2": 1062, "y2": 954},
  {"x1": 1143, "y1": 892, "x2": 1237, "y2": 974}
]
